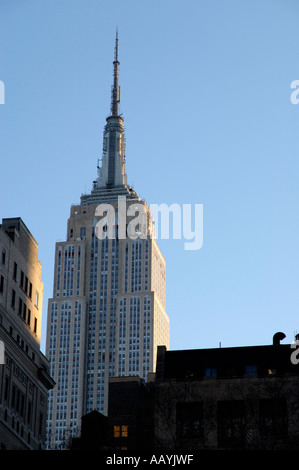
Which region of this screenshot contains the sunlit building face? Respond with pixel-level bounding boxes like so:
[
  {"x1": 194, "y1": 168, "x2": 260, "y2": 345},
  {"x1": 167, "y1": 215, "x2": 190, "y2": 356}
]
[{"x1": 45, "y1": 32, "x2": 169, "y2": 450}]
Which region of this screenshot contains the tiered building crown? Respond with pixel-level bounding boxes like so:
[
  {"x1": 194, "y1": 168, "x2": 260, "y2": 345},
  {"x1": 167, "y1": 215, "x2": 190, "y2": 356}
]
[{"x1": 81, "y1": 30, "x2": 138, "y2": 205}]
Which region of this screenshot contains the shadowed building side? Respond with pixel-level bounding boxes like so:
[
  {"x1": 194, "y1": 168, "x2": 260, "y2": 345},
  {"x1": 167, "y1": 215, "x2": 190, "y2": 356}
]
[{"x1": 0, "y1": 218, "x2": 55, "y2": 450}]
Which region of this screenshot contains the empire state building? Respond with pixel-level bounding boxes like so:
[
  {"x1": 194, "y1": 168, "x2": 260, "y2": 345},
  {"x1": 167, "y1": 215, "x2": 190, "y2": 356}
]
[{"x1": 46, "y1": 32, "x2": 170, "y2": 449}]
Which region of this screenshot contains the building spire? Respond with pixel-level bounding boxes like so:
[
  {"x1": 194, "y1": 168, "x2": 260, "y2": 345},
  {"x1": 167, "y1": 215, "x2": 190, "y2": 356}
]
[{"x1": 111, "y1": 28, "x2": 120, "y2": 116}]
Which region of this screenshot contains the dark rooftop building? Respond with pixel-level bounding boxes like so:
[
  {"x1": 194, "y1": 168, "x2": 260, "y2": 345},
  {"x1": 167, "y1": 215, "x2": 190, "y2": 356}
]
[
  {"x1": 71, "y1": 410, "x2": 109, "y2": 451},
  {"x1": 71, "y1": 376, "x2": 154, "y2": 451},
  {"x1": 108, "y1": 376, "x2": 154, "y2": 451},
  {"x1": 71, "y1": 332, "x2": 299, "y2": 451},
  {"x1": 156, "y1": 332, "x2": 297, "y2": 382},
  {"x1": 154, "y1": 332, "x2": 299, "y2": 450}
]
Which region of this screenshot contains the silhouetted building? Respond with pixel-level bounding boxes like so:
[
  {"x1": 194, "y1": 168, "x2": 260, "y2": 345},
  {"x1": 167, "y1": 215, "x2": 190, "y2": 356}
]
[
  {"x1": 0, "y1": 218, "x2": 55, "y2": 450},
  {"x1": 108, "y1": 376, "x2": 154, "y2": 450},
  {"x1": 154, "y1": 333, "x2": 299, "y2": 450},
  {"x1": 71, "y1": 332, "x2": 299, "y2": 451},
  {"x1": 71, "y1": 410, "x2": 109, "y2": 450},
  {"x1": 71, "y1": 376, "x2": 154, "y2": 451}
]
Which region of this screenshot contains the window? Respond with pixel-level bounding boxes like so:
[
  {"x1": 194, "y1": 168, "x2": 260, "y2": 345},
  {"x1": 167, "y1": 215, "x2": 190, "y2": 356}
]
[
  {"x1": 4, "y1": 377, "x2": 9, "y2": 401},
  {"x1": 0, "y1": 275, "x2": 4, "y2": 294},
  {"x1": 13, "y1": 262, "x2": 18, "y2": 280},
  {"x1": 20, "y1": 271, "x2": 24, "y2": 289},
  {"x1": 113, "y1": 425, "x2": 128, "y2": 438},
  {"x1": 245, "y1": 365, "x2": 257, "y2": 376},
  {"x1": 217, "y1": 400, "x2": 245, "y2": 449},
  {"x1": 35, "y1": 291, "x2": 39, "y2": 308},
  {"x1": 20, "y1": 394, "x2": 25, "y2": 417},
  {"x1": 11, "y1": 289, "x2": 16, "y2": 309},
  {"x1": 2, "y1": 249, "x2": 6, "y2": 266},
  {"x1": 39, "y1": 412, "x2": 43, "y2": 435},
  {"x1": 80, "y1": 227, "x2": 86, "y2": 240},
  {"x1": 18, "y1": 298, "x2": 23, "y2": 315},
  {"x1": 34, "y1": 318, "x2": 37, "y2": 334},
  {"x1": 29, "y1": 282, "x2": 32, "y2": 299},
  {"x1": 27, "y1": 401, "x2": 32, "y2": 424},
  {"x1": 205, "y1": 367, "x2": 217, "y2": 378},
  {"x1": 177, "y1": 402, "x2": 204, "y2": 439},
  {"x1": 114, "y1": 425, "x2": 120, "y2": 438},
  {"x1": 23, "y1": 303, "x2": 27, "y2": 321},
  {"x1": 24, "y1": 276, "x2": 28, "y2": 295},
  {"x1": 259, "y1": 398, "x2": 287, "y2": 442}
]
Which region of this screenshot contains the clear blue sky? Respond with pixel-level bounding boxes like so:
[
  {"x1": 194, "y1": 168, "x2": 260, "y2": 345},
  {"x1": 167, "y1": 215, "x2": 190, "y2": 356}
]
[{"x1": 1, "y1": 0, "x2": 299, "y2": 353}]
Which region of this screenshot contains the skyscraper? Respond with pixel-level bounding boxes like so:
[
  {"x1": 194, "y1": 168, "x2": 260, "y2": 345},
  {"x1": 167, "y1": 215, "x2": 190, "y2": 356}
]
[{"x1": 46, "y1": 32, "x2": 169, "y2": 449}]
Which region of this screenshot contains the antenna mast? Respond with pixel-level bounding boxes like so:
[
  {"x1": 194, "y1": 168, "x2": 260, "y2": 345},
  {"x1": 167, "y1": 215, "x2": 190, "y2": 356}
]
[{"x1": 111, "y1": 28, "x2": 120, "y2": 116}]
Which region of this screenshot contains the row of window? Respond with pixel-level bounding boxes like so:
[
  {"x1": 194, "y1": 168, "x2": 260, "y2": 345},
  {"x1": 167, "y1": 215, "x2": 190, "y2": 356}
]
[
  {"x1": 14, "y1": 261, "x2": 39, "y2": 306},
  {"x1": 5, "y1": 321, "x2": 38, "y2": 362},
  {"x1": 15, "y1": 295, "x2": 38, "y2": 333},
  {"x1": 176, "y1": 398, "x2": 287, "y2": 448},
  {"x1": 184, "y1": 364, "x2": 276, "y2": 380},
  {"x1": 0, "y1": 246, "x2": 40, "y2": 303},
  {"x1": 0, "y1": 271, "x2": 39, "y2": 313},
  {"x1": 1, "y1": 282, "x2": 38, "y2": 334},
  {"x1": 47, "y1": 301, "x2": 83, "y2": 444},
  {"x1": 124, "y1": 241, "x2": 150, "y2": 294},
  {"x1": 2, "y1": 409, "x2": 34, "y2": 447},
  {"x1": 56, "y1": 245, "x2": 82, "y2": 298},
  {"x1": 3, "y1": 370, "x2": 46, "y2": 441}
]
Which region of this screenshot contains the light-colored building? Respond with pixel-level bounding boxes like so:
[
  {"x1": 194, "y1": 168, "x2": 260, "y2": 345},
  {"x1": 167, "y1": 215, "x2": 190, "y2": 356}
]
[
  {"x1": 46, "y1": 32, "x2": 169, "y2": 449},
  {"x1": 0, "y1": 218, "x2": 55, "y2": 450}
]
